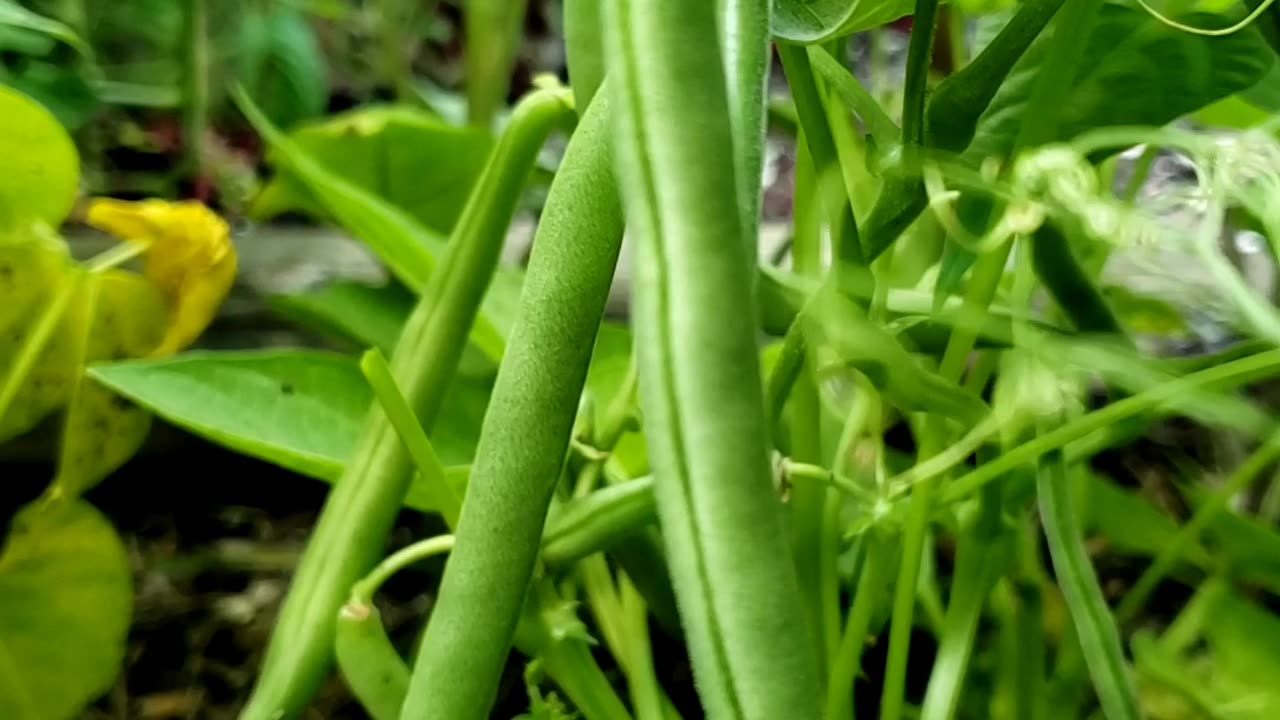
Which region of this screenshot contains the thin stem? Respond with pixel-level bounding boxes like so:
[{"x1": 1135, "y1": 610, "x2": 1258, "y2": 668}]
[
  {"x1": 619, "y1": 573, "x2": 669, "y2": 720},
  {"x1": 1038, "y1": 448, "x2": 1141, "y2": 720},
  {"x1": 351, "y1": 534, "x2": 456, "y2": 604},
  {"x1": 183, "y1": 0, "x2": 209, "y2": 178},
  {"x1": 1116, "y1": 430, "x2": 1280, "y2": 624},
  {"x1": 827, "y1": 539, "x2": 883, "y2": 720},
  {"x1": 939, "y1": 349, "x2": 1280, "y2": 504},
  {"x1": 901, "y1": 0, "x2": 940, "y2": 161},
  {"x1": 0, "y1": 275, "x2": 79, "y2": 421},
  {"x1": 359, "y1": 348, "x2": 461, "y2": 528}
]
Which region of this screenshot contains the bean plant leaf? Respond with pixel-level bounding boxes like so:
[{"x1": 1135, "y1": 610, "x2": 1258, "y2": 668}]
[
  {"x1": 0, "y1": 499, "x2": 131, "y2": 720},
  {"x1": 53, "y1": 271, "x2": 167, "y2": 496},
  {"x1": 772, "y1": 0, "x2": 924, "y2": 44},
  {"x1": 0, "y1": 227, "x2": 78, "y2": 441},
  {"x1": 267, "y1": 280, "x2": 417, "y2": 354},
  {"x1": 250, "y1": 105, "x2": 494, "y2": 235},
  {"x1": 89, "y1": 349, "x2": 489, "y2": 477},
  {"x1": 0, "y1": 85, "x2": 79, "y2": 229},
  {"x1": 0, "y1": 0, "x2": 89, "y2": 56},
  {"x1": 235, "y1": 2, "x2": 327, "y2": 130},
  {"x1": 234, "y1": 88, "x2": 518, "y2": 362},
  {"x1": 968, "y1": 5, "x2": 1276, "y2": 161}
]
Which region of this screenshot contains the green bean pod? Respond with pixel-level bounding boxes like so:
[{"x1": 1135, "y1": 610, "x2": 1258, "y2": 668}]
[
  {"x1": 542, "y1": 476, "x2": 657, "y2": 569},
  {"x1": 239, "y1": 86, "x2": 572, "y2": 720},
  {"x1": 399, "y1": 89, "x2": 626, "y2": 719},
  {"x1": 335, "y1": 602, "x2": 409, "y2": 720},
  {"x1": 604, "y1": 0, "x2": 822, "y2": 716}
]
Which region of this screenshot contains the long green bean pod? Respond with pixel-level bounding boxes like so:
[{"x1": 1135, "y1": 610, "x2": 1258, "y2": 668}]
[
  {"x1": 239, "y1": 85, "x2": 572, "y2": 720},
  {"x1": 399, "y1": 89, "x2": 625, "y2": 719},
  {"x1": 603, "y1": 0, "x2": 822, "y2": 716}
]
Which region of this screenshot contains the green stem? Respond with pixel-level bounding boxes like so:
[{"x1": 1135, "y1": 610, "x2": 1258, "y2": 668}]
[
  {"x1": 939, "y1": 349, "x2": 1280, "y2": 504},
  {"x1": 1010, "y1": 578, "x2": 1046, "y2": 720},
  {"x1": 359, "y1": 349, "x2": 461, "y2": 528},
  {"x1": 619, "y1": 575, "x2": 670, "y2": 720},
  {"x1": 183, "y1": 0, "x2": 209, "y2": 179},
  {"x1": 1037, "y1": 448, "x2": 1141, "y2": 720},
  {"x1": 901, "y1": 0, "x2": 940, "y2": 162},
  {"x1": 1116, "y1": 430, "x2": 1280, "y2": 624},
  {"x1": 827, "y1": 538, "x2": 884, "y2": 720},
  {"x1": 352, "y1": 535, "x2": 456, "y2": 605},
  {"x1": 466, "y1": 0, "x2": 529, "y2": 127}
]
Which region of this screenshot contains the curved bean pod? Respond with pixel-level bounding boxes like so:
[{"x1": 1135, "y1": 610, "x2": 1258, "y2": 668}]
[
  {"x1": 399, "y1": 88, "x2": 626, "y2": 719},
  {"x1": 603, "y1": 0, "x2": 822, "y2": 716}
]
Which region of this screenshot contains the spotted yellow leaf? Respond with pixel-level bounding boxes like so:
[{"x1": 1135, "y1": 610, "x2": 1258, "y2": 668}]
[
  {"x1": 53, "y1": 270, "x2": 166, "y2": 496},
  {"x1": 84, "y1": 198, "x2": 237, "y2": 357},
  {"x1": 0, "y1": 226, "x2": 80, "y2": 441}
]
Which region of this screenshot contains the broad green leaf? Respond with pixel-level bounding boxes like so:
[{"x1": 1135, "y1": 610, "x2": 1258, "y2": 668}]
[
  {"x1": 0, "y1": 499, "x2": 131, "y2": 720},
  {"x1": 236, "y1": 3, "x2": 327, "y2": 130},
  {"x1": 772, "y1": 0, "x2": 924, "y2": 44},
  {"x1": 1192, "y1": 590, "x2": 1280, "y2": 719},
  {"x1": 0, "y1": 0, "x2": 88, "y2": 56},
  {"x1": 89, "y1": 349, "x2": 488, "y2": 477},
  {"x1": 234, "y1": 89, "x2": 443, "y2": 292},
  {"x1": 268, "y1": 280, "x2": 417, "y2": 354},
  {"x1": 968, "y1": 5, "x2": 1275, "y2": 161},
  {"x1": 0, "y1": 85, "x2": 79, "y2": 228},
  {"x1": 1080, "y1": 472, "x2": 1200, "y2": 562},
  {"x1": 250, "y1": 105, "x2": 493, "y2": 235}
]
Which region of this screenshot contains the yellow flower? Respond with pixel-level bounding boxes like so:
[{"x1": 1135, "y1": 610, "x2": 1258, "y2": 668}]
[{"x1": 84, "y1": 198, "x2": 237, "y2": 357}]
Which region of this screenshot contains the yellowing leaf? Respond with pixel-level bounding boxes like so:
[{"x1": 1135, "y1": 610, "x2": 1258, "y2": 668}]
[
  {"x1": 84, "y1": 198, "x2": 237, "y2": 356},
  {"x1": 53, "y1": 270, "x2": 166, "y2": 496},
  {"x1": 0, "y1": 85, "x2": 80, "y2": 229},
  {"x1": 0, "y1": 227, "x2": 80, "y2": 441}
]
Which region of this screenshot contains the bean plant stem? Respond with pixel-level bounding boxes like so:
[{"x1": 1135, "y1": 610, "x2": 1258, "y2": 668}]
[
  {"x1": 466, "y1": 0, "x2": 528, "y2": 127},
  {"x1": 182, "y1": 0, "x2": 209, "y2": 179},
  {"x1": 1116, "y1": 429, "x2": 1280, "y2": 624},
  {"x1": 940, "y1": 348, "x2": 1280, "y2": 504}
]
